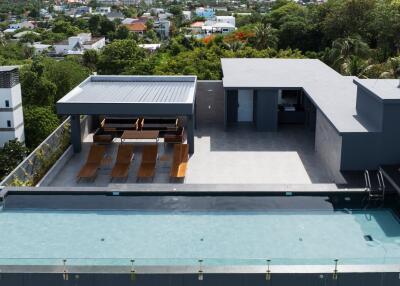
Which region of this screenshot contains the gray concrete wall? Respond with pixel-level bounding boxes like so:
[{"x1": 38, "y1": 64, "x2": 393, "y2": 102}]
[
  {"x1": 255, "y1": 89, "x2": 278, "y2": 131},
  {"x1": 195, "y1": 81, "x2": 224, "y2": 128},
  {"x1": 381, "y1": 103, "x2": 400, "y2": 164},
  {"x1": 0, "y1": 272, "x2": 399, "y2": 286},
  {"x1": 356, "y1": 87, "x2": 383, "y2": 130},
  {"x1": 36, "y1": 146, "x2": 73, "y2": 187},
  {"x1": 315, "y1": 110, "x2": 342, "y2": 177},
  {"x1": 340, "y1": 132, "x2": 380, "y2": 170}
]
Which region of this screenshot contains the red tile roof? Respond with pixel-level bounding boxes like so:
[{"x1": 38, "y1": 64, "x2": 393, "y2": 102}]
[
  {"x1": 190, "y1": 21, "x2": 205, "y2": 28},
  {"x1": 126, "y1": 22, "x2": 147, "y2": 32}
]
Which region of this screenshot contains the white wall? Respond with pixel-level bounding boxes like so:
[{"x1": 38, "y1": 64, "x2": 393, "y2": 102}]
[
  {"x1": 54, "y1": 44, "x2": 69, "y2": 55},
  {"x1": 216, "y1": 16, "x2": 235, "y2": 27},
  {"x1": 84, "y1": 37, "x2": 105, "y2": 50},
  {"x1": 0, "y1": 84, "x2": 21, "y2": 108},
  {"x1": 0, "y1": 83, "x2": 24, "y2": 147}
]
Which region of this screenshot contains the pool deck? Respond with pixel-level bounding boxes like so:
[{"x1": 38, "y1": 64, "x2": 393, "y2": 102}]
[{"x1": 42, "y1": 125, "x2": 341, "y2": 188}]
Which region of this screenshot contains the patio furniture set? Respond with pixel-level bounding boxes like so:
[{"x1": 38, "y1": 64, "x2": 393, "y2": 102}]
[
  {"x1": 77, "y1": 117, "x2": 188, "y2": 182},
  {"x1": 93, "y1": 117, "x2": 185, "y2": 144}
]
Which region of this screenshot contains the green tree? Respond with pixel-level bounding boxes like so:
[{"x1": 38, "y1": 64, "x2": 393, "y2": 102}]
[
  {"x1": 23, "y1": 106, "x2": 60, "y2": 149},
  {"x1": 322, "y1": 0, "x2": 375, "y2": 42},
  {"x1": 20, "y1": 68, "x2": 56, "y2": 106},
  {"x1": 83, "y1": 49, "x2": 99, "y2": 71},
  {"x1": 99, "y1": 17, "x2": 116, "y2": 36},
  {"x1": 371, "y1": 0, "x2": 400, "y2": 58},
  {"x1": 43, "y1": 58, "x2": 91, "y2": 102},
  {"x1": 379, "y1": 57, "x2": 400, "y2": 79},
  {"x1": 114, "y1": 25, "x2": 130, "y2": 40},
  {"x1": 88, "y1": 15, "x2": 101, "y2": 35},
  {"x1": 97, "y1": 39, "x2": 146, "y2": 74},
  {"x1": 0, "y1": 139, "x2": 29, "y2": 179},
  {"x1": 327, "y1": 36, "x2": 371, "y2": 73},
  {"x1": 52, "y1": 20, "x2": 80, "y2": 36},
  {"x1": 253, "y1": 22, "x2": 278, "y2": 50}
]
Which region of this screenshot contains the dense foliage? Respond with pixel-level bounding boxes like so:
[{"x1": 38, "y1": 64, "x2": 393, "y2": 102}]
[
  {"x1": 19, "y1": 57, "x2": 90, "y2": 149},
  {"x1": 23, "y1": 106, "x2": 61, "y2": 149},
  {"x1": 0, "y1": 139, "x2": 29, "y2": 179}
]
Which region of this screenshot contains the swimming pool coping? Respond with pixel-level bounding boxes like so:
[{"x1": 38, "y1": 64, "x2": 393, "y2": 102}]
[
  {"x1": 0, "y1": 184, "x2": 367, "y2": 197},
  {"x1": 0, "y1": 264, "x2": 399, "y2": 274}
]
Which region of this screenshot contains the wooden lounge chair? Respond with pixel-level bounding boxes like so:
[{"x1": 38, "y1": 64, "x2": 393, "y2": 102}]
[
  {"x1": 77, "y1": 144, "x2": 106, "y2": 181},
  {"x1": 137, "y1": 144, "x2": 158, "y2": 181},
  {"x1": 170, "y1": 144, "x2": 189, "y2": 180},
  {"x1": 110, "y1": 144, "x2": 134, "y2": 180}
]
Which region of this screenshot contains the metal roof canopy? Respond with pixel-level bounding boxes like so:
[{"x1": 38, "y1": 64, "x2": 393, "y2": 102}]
[{"x1": 57, "y1": 75, "x2": 197, "y2": 116}]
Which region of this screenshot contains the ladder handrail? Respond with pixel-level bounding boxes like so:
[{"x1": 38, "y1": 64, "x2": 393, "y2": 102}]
[
  {"x1": 377, "y1": 170, "x2": 385, "y2": 200},
  {"x1": 364, "y1": 170, "x2": 371, "y2": 191}
]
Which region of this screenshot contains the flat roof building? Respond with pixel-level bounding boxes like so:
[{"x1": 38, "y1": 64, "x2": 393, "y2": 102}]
[{"x1": 221, "y1": 58, "x2": 400, "y2": 176}]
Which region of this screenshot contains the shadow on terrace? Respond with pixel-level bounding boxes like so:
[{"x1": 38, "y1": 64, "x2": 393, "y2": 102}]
[{"x1": 42, "y1": 120, "x2": 334, "y2": 187}]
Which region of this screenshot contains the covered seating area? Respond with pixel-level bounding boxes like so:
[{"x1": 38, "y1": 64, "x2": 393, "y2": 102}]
[{"x1": 57, "y1": 75, "x2": 196, "y2": 182}]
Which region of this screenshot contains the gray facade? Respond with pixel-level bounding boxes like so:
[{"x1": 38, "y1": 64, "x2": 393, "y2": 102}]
[
  {"x1": 195, "y1": 81, "x2": 225, "y2": 127},
  {"x1": 254, "y1": 90, "x2": 278, "y2": 132},
  {"x1": 221, "y1": 58, "x2": 400, "y2": 172},
  {"x1": 1, "y1": 271, "x2": 400, "y2": 286},
  {"x1": 315, "y1": 110, "x2": 342, "y2": 177}
]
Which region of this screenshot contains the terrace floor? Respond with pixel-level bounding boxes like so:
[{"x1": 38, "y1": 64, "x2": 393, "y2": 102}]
[{"x1": 46, "y1": 125, "x2": 333, "y2": 187}]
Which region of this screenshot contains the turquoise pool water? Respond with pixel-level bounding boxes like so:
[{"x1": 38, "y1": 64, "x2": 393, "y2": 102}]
[{"x1": 1, "y1": 209, "x2": 400, "y2": 266}]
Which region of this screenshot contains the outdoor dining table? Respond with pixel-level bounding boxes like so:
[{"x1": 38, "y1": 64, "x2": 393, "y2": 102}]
[{"x1": 121, "y1": 130, "x2": 160, "y2": 143}]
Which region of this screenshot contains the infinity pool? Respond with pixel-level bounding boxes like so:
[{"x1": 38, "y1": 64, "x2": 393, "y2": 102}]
[{"x1": 1, "y1": 209, "x2": 400, "y2": 266}]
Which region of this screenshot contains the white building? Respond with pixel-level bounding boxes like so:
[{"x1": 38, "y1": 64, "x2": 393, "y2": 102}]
[
  {"x1": 154, "y1": 20, "x2": 170, "y2": 39},
  {"x1": 182, "y1": 11, "x2": 191, "y2": 20},
  {"x1": 29, "y1": 42, "x2": 52, "y2": 55},
  {"x1": 13, "y1": 31, "x2": 39, "y2": 40},
  {"x1": 53, "y1": 33, "x2": 105, "y2": 56},
  {"x1": 8, "y1": 21, "x2": 35, "y2": 30},
  {"x1": 202, "y1": 22, "x2": 236, "y2": 34},
  {"x1": 121, "y1": 18, "x2": 136, "y2": 25},
  {"x1": 216, "y1": 16, "x2": 235, "y2": 27},
  {"x1": 95, "y1": 7, "x2": 112, "y2": 15},
  {"x1": 0, "y1": 66, "x2": 24, "y2": 147},
  {"x1": 96, "y1": 0, "x2": 120, "y2": 5},
  {"x1": 138, "y1": 43, "x2": 161, "y2": 52}
]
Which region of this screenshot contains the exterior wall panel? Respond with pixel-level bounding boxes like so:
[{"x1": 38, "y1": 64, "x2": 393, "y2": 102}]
[
  {"x1": 195, "y1": 81, "x2": 224, "y2": 127},
  {"x1": 315, "y1": 110, "x2": 342, "y2": 177},
  {"x1": 255, "y1": 89, "x2": 278, "y2": 131},
  {"x1": 355, "y1": 87, "x2": 383, "y2": 130},
  {"x1": 340, "y1": 132, "x2": 380, "y2": 170}
]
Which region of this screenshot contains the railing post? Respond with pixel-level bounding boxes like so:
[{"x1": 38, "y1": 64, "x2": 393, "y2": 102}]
[
  {"x1": 62, "y1": 259, "x2": 68, "y2": 281},
  {"x1": 130, "y1": 259, "x2": 136, "y2": 281},
  {"x1": 198, "y1": 259, "x2": 203, "y2": 281},
  {"x1": 332, "y1": 259, "x2": 338, "y2": 280},
  {"x1": 265, "y1": 259, "x2": 271, "y2": 281}
]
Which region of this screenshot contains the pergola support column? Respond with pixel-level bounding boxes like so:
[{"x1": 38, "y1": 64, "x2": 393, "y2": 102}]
[
  {"x1": 187, "y1": 115, "x2": 194, "y2": 154},
  {"x1": 70, "y1": 115, "x2": 81, "y2": 153}
]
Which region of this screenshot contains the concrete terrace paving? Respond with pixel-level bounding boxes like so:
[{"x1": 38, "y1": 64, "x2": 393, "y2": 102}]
[{"x1": 46, "y1": 125, "x2": 333, "y2": 187}]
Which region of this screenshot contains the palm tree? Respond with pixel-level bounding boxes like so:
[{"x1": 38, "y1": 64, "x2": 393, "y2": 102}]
[
  {"x1": 328, "y1": 36, "x2": 371, "y2": 73},
  {"x1": 254, "y1": 22, "x2": 278, "y2": 50},
  {"x1": 340, "y1": 56, "x2": 372, "y2": 78},
  {"x1": 379, "y1": 57, "x2": 400, "y2": 81},
  {"x1": 226, "y1": 40, "x2": 245, "y2": 52}
]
